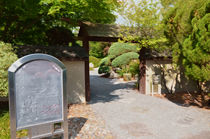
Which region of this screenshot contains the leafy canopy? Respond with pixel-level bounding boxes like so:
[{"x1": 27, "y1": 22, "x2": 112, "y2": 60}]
[
  {"x1": 117, "y1": 0, "x2": 167, "y2": 50},
  {"x1": 0, "y1": 0, "x2": 119, "y2": 45}
]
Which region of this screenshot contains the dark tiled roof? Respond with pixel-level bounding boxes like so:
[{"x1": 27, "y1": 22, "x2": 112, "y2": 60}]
[
  {"x1": 16, "y1": 45, "x2": 88, "y2": 60},
  {"x1": 144, "y1": 48, "x2": 172, "y2": 59},
  {"x1": 78, "y1": 22, "x2": 157, "y2": 42},
  {"x1": 79, "y1": 22, "x2": 121, "y2": 38}
]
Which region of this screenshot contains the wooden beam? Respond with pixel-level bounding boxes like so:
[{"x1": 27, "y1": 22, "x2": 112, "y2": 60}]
[
  {"x1": 83, "y1": 38, "x2": 90, "y2": 101},
  {"x1": 139, "y1": 47, "x2": 146, "y2": 94},
  {"x1": 87, "y1": 36, "x2": 119, "y2": 42}
]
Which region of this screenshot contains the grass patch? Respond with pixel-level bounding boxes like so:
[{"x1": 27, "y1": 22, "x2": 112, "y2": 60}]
[
  {"x1": 0, "y1": 102, "x2": 10, "y2": 139},
  {"x1": 0, "y1": 102, "x2": 27, "y2": 138}
]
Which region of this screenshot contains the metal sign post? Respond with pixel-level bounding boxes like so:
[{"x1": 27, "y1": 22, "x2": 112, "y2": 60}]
[{"x1": 8, "y1": 54, "x2": 68, "y2": 139}]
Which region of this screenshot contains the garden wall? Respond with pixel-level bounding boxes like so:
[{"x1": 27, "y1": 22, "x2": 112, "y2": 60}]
[
  {"x1": 145, "y1": 60, "x2": 199, "y2": 95},
  {"x1": 62, "y1": 60, "x2": 86, "y2": 104}
]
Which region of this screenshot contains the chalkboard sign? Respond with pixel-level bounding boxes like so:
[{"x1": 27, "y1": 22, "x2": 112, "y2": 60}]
[{"x1": 8, "y1": 54, "x2": 68, "y2": 139}]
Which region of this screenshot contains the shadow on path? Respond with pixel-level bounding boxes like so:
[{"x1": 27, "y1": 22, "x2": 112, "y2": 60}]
[{"x1": 89, "y1": 75, "x2": 136, "y2": 104}]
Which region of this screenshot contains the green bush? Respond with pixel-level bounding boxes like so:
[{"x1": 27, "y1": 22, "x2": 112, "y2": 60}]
[
  {"x1": 129, "y1": 60, "x2": 140, "y2": 76},
  {"x1": 98, "y1": 65, "x2": 110, "y2": 74},
  {"x1": 89, "y1": 42, "x2": 104, "y2": 58},
  {"x1": 99, "y1": 57, "x2": 111, "y2": 66},
  {"x1": 116, "y1": 67, "x2": 129, "y2": 77},
  {"x1": 0, "y1": 42, "x2": 18, "y2": 97},
  {"x1": 112, "y1": 52, "x2": 139, "y2": 67},
  {"x1": 108, "y1": 42, "x2": 137, "y2": 59},
  {"x1": 89, "y1": 56, "x2": 100, "y2": 68}
]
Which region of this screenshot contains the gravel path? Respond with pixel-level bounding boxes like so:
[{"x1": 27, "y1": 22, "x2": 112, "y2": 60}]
[
  {"x1": 68, "y1": 104, "x2": 114, "y2": 139},
  {"x1": 89, "y1": 69, "x2": 210, "y2": 139}
]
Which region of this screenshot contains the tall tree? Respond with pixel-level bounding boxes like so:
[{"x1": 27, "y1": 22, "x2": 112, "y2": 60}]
[
  {"x1": 117, "y1": 0, "x2": 167, "y2": 50},
  {"x1": 0, "y1": 0, "x2": 119, "y2": 45},
  {"x1": 164, "y1": 0, "x2": 210, "y2": 92}
]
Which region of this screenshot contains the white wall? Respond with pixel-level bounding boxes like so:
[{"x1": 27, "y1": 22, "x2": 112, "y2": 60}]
[
  {"x1": 146, "y1": 60, "x2": 199, "y2": 95},
  {"x1": 62, "y1": 60, "x2": 86, "y2": 104}
]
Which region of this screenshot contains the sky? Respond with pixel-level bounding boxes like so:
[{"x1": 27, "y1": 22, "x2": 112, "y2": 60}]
[
  {"x1": 115, "y1": 12, "x2": 128, "y2": 25},
  {"x1": 115, "y1": 0, "x2": 161, "y2": 25}
]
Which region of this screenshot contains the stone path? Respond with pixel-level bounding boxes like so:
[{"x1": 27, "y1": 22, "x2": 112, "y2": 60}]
[{"x1": 89, "y1": 69, "x2": 210, "y2": 139}]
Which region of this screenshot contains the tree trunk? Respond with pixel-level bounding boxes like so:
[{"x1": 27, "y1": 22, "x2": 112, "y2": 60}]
[{"x1": 197, "y1": 81, "x2": 207, "y2": 107}]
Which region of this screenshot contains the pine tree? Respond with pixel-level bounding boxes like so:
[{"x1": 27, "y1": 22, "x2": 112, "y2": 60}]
[{"x1": 164, "y1": 0, "x2": 210, "y2": 93}]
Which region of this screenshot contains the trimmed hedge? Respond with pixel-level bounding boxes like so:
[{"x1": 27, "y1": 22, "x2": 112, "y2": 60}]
[
  {"x1": 108, "y1": 42, "x2": 137, "y2": 59},
  {"x1": 99, "y1": 57, "x2": 110, "y2": 66},
  {"x1": 112, "y1": 52, "x2": 139, "y2": 67},
  {"x1": 0, "y1": 42, "x2": 18, "y2": 97}
]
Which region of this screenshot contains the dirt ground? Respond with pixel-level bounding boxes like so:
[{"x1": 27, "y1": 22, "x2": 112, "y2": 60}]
[
  {"x1": 68, "y1": 104, "x2": 114, "y2": 139},
  {"x1": 153, "y1": 92, "x2": 210, "y2": 109}
]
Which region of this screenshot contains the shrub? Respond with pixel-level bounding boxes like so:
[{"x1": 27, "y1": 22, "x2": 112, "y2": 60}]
[
  {"x1": 89, "y1": 42, "x2": 104, "y2": 58},
  {"x1": 89, "y1": 56, "x2": 100, "y2": 68},
  {"x1": 0, "y1": 42, "x2": 18, "y2": 97},
  {"x1": 98, "y1": 65, "x2": 110, "y2": 74},
  {"x1": 99, "y1": 57, "x2": 111, "y2": 66},
  {"x1": 116, "y1": 67, "x2": 129, "y2": 77},
  {"x1": 129, "y1": 60, "x2": 140, "y2": 76},
  {"x1": 112, "y1": 52, "x2": 139, "y2": 67},
  {"x1": 108, "y1": 42, "x2": 137, "y2": 59},
  {"x1": 98, "y1": 56, "x2": 111, "y2": 74}
]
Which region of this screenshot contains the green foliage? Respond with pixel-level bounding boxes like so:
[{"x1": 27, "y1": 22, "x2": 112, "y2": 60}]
[
  {"x1": 0, "y1": 105, "x2": 10, "y2": 139},
  {"x1": 40, "y1": 0, "x2": 118, "y2": 23},
  {"x1": 118, "y1": 0, "x2": 160, "y2": 28},
  {"x1": 89, "y1": 42, "x2": 108, "y2": 58},
  {"x1": 0, "y1": 42, "x2": 18, "y2": 97},
  {"x1": 112, "y1": 52, "x2": 139, "y2": 67},
  {"x1": 0, "y1": 104, "x2": 27, "y2": 138},
  {"x1": 116, "y1": 67, "x2": 129, "y2": 77},
  {"x1": 160, "y1": 0, "x2": 178, "y2": 13},
  {"x1": 108, "y1": 42, "x2": 137, "y2": 59},
  {"x1": 99, "y1": 57, "x2": 111, "y2": 66},
  {"x1": 98, "y1": 65, "x2": 110, "y2": 74},
  {"x1": 98, "y1": 57, "x2": 111, "y2": 74},
  {"x1": 129, "y1": 60, "x2": 140, "y2": 76},
  {"x1": 117, "y1": 0, "x2": 169, "y2": 53},
  {"x1": 89, "y1": 67, "x2": 94, "y2": 71},
  {"x1": 164, "y1": 0, "x2": 210, "y2": 83},
  {"x1": 99, "y1": 42, "x2": 139, "y2": 75},
  {"x1": 0, "y1": 0, "x2": 119, "y2": 45},
  {"x1": 89, "y1": 56, "x2": 100, "y2": 68}
]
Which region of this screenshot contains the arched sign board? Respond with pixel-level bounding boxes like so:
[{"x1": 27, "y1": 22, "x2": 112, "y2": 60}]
[{"x1": 8, "y1": 54, "x2": 68, "y2": 139}]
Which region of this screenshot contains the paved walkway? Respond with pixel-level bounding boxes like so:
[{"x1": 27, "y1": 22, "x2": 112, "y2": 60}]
[{"x1": 89, "y1": 69, "x2": 210, "y2": 139}]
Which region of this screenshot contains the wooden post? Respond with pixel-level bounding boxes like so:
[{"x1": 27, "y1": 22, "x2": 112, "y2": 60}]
[
  {"x1": 83, "y1": 38, "x2": 90, "y2": 101},
  {"x1": 139, "y1": 47, "x2": 146, "y2": 94}
]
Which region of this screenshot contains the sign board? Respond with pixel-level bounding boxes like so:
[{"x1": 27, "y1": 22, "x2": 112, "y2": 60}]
[{"x1": 8, "y1": 54, "x2": 68, "y2": 139}]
